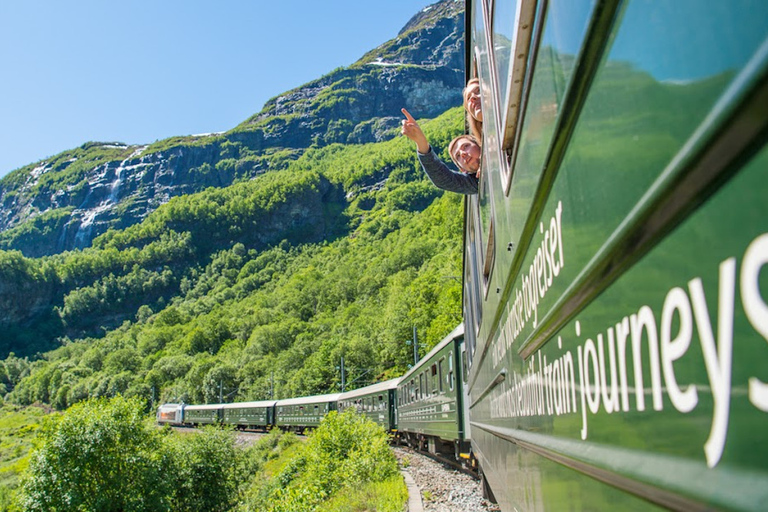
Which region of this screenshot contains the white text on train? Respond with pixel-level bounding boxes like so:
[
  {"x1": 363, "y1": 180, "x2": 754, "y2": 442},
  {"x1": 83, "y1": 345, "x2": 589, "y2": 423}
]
[{"x1": 489, "y1": 232, "x2": 768, "y2": 468}]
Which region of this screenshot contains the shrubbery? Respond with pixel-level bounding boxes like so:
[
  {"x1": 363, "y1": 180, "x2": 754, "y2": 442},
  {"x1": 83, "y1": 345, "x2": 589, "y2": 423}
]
[
  {"x1": 246, "y1": 410, "x2": 405, "y2": 512},
  {"x1": 12, "y1": 399, "x2": 404, "y2": 512},
  {"x1": 17, "y1": 397, "x2": 239, "y2": 512}
]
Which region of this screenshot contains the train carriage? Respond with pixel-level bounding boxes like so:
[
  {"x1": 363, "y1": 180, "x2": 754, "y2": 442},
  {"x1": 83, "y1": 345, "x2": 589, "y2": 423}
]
[
  {"x1": 156, "y1": 403, "x2": 184, "y2": 426},
  {"x1": 338, "y1": 378, "x2": 399, "y2": 433},
  {"x1": 397, "y1": 324, "x2": 471, "y2": 462},
  {"x1": 221, "y1": 400, "x2": 277, "y2": 430},
  {"x1": 463, "y1": 0, "x2": 768, "y2": 510},
  {"x1": 274, "y1": 393, "x2": 341, "y2": 432},
  {"x1": 182, "y1": 403, "x2": 223, "y2": 426}
]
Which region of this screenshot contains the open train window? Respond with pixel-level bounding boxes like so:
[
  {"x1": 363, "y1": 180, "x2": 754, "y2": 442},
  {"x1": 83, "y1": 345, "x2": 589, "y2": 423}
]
[
  {"x1": 438, "y1": 358, "x2": 445, "y2": 393},
  {"x1": 493, "y1": 0, "x2": 538, "y2": 194},
  {"x1": 471, "y1": 1, "x2": 498, "y2": 291},
  {"x1": 448, "y1": 353, "x2": 455, "y2": 391}
]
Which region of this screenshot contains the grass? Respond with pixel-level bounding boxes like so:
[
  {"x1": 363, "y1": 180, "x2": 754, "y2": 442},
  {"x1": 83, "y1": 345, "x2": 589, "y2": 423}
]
[
  {"x1": 0, "y1": 404, "x2": 52, "y2": 510},
  {"x1": 315, "y1": 476, "x2": 408, "y2": 512}
]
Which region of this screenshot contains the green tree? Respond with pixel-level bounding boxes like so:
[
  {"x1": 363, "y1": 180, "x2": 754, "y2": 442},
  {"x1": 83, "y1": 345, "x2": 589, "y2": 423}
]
[
  {"x1": 19, "y1": 396, "x2": 172, "y2": 511},
  {"x1": 164, "y1": 427, "x2": 239, "y2": 512}
]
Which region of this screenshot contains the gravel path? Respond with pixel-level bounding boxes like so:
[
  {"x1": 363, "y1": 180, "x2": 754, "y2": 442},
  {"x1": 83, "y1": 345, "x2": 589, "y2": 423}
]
[{"x1": 393, "y1": 447, "x2": 500, "y2": 512}]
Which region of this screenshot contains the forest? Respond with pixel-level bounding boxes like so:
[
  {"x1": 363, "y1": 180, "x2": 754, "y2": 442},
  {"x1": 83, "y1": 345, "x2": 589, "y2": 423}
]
[{"x1": 0, "y1": 107, "x2": 466, "y2": 410}]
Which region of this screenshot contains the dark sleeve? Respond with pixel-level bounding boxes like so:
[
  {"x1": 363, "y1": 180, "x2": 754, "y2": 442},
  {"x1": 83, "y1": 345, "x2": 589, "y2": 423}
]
[{"x1": 417, "y1": 147, "x2": 478, "y2": 195}]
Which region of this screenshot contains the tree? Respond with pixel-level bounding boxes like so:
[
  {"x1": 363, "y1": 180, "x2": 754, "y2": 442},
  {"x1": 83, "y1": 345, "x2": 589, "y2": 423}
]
[{"x1": 19, "y1": 396, "x2": 171, "y2": 512}]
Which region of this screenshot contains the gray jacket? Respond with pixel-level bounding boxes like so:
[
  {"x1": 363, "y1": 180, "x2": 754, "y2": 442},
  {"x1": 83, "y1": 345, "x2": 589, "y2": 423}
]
[{"x1": 417, "y1": 147, "x2": 478, "y2": 195}]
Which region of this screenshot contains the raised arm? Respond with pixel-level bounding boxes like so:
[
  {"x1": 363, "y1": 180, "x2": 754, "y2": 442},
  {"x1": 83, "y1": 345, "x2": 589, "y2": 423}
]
[{"x1": 400, "y1": 108, "x2": 430, "y2": 154}]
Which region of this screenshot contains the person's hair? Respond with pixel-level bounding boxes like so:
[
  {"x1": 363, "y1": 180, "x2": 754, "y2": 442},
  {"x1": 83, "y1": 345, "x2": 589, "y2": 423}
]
[
  {"x1": 448, "y1": 134, "x2": 481, "y2": 173},
  {"x1": 463, "y1": 78, "x2": 483, "y2": 145}
]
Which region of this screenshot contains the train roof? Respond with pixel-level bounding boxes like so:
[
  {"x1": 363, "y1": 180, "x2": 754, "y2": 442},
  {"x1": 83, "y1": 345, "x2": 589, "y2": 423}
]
[
  {"x1": 184, "y1": 403, "x2": 224, "y2": 411},
  {"x1": 337, "y1": 378, "x2": 399, "y2": 401},
  {"x1": 220, "y1": 400, "x2": 277, "y2": 409},
  {"x1": 275, "y1": 393, "x2": 342, "y2": 407},
  {"x1": 399, "y1": 323, "x2": 464, "y2": 383},
  {"x1": 157, "y1": 403, "x2": 183, "y2": 410}
]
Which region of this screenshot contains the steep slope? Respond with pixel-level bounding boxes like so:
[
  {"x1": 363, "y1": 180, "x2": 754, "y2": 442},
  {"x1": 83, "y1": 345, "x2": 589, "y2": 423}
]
[
  {"x1": 0, "y1": 0, "x2": 464, "y2": 257},
  {"x1": 2, "y1": 108, "x2": 466, "y2": 406}
]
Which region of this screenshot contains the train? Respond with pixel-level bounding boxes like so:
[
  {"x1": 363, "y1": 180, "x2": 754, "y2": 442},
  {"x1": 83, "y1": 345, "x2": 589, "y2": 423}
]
[
  {"x1": 157, "y1": 326, "x2": 472, "y2": 466},
  {"x1": 159, "y1": 0, "x2": 768, "y2": 509},
  {"x1": 462, "y1": 0, "x2": 768, "y2": 510}
]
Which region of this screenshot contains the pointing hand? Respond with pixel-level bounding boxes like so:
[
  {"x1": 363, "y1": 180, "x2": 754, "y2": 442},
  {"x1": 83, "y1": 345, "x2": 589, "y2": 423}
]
[{"x1": 401, "y1": 108, "x2": 429, "y2": 154}]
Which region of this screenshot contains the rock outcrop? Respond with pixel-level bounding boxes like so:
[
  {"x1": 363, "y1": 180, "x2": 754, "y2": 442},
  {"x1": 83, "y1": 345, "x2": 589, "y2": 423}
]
[{"x1": 0, "y1": 0, "x2": 465, "y2": 257}]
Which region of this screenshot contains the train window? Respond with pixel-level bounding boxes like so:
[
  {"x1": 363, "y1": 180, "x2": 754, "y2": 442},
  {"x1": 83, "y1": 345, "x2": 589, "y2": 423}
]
[
  {"x1": 448, "y1": 353, "x2": 455, "y2": 391},
  {"x1": 471, "y1": 0, "x2": 498, "y2": 293},
  {"x1": 410, "y1": 379, "x2": 415, "y2": 403},
  {"x1": 465, "y1": 203, "x2": 483, "y2": 338},
  {"x1": 438, "y1": 358, "x2": 445, "y2": 393},
  {"x1": 419, "y1": 373, "x2": 425, "y2": 400},
  {"x1": 493, "y1": 0, "x2": 537, "y2": 169}
]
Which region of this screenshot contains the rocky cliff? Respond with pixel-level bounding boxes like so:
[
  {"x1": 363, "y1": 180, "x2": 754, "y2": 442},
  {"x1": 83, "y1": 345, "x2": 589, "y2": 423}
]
[{"x1": 0, "y1": 0, "x2": 464, "y2": 257}]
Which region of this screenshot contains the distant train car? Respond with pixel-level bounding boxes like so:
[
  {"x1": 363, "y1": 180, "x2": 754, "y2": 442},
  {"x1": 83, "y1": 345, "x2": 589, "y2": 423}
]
[
  {"x1": 221, "y1": 400, "x2": 277, "y2": 431},
  {"x1": 338, "y1": 378, "x2": 399, "y2": 433},
  {"x1": 182, "y1": 403, "x2": 222, "y2": 426},
  {"x1": 274, "y1": 393, "x2": 341, "y2": 432},
  {"x1": 463, "y1": 0, "x2": 768, "y2": 509},
  {"x1": 397, "y1": 325, "x2": 470, "y2": 463},
  {"x1": 156, "y1": 403, "x2": 185, "y2": 426}
]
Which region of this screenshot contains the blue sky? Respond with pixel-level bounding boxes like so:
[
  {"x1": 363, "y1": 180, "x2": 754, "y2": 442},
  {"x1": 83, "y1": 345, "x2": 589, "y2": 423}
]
[{"x1": 0, "y1": 1, "x2": 434, "y2": 178}]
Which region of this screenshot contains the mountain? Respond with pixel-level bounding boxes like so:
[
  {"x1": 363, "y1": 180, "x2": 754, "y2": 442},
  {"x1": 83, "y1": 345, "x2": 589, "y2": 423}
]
[
  {"x1": 0, "y1": 0, "x2": 465, "y2": 258},
  {"x1": 0, "y1": 0, "x2": 466, "y2": 369}
]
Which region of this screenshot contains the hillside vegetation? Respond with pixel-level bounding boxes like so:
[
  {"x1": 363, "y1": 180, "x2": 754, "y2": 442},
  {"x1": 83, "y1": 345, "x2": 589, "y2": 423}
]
[{"x1": 1, "y1": 107, "x2": 465, "y2": 409}]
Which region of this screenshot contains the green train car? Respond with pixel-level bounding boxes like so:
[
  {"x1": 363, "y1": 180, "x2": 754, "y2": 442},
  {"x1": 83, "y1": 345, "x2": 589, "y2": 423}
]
[
  {"x1": 274, "y1": 393, "x2": 341, "y2": 432},
  {"x1": 221, "y1": 400, "x2": 276, "y2": 430},
  {"x1": 463, "y1": 0, "x2": 768, "y2": 510},
  {"x1": 338, "y1": 378, "x2": 399, "y2": 433},
  {"x1": 397, "y1": 325, "x2": 471, "y2": 462},
  {"x1": 182, "y1": 403, "x2": 222, "y2": 426}
]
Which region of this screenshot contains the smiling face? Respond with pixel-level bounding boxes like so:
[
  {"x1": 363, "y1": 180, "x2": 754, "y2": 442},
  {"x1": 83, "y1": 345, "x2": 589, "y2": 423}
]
[
  {"x1": 463, "y1": 81, "x2": 483, "y2": 122},
  {"x1": 450, "y1": 136, "x2": 481, "y2": 174}
]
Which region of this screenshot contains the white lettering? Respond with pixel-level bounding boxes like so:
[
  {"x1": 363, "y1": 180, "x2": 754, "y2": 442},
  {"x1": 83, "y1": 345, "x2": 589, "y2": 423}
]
[
  {"x1": 598, "y1": 331, "x2": 620, "y2": 413},
  {"x1": 660, "y1": 287, "x2": 698, "y2": 413},
  {"x1": 630, "y1": 307, "x2": 663, "y2": 411},
  {"x1": 741, "y1": 234, "x2": 768, "y2": 411},
  {"x1": 689, "y1": 258, "x2": 735, "y2": 469}
]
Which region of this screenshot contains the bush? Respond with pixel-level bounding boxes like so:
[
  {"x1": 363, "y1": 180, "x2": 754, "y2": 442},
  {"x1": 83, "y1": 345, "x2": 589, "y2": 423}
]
[
  {"x1": 18, "y1": 396, "x2": 172, "y2": 512},
  {"x1": 17, "y1": 396, "x2": 242, "y2": 512},
  {"x1": 253, "y1": 410, "x2": 403, "y2": 512},
  {"x1": 164, "y1": 426, "x2": 239, "y2": 512}
]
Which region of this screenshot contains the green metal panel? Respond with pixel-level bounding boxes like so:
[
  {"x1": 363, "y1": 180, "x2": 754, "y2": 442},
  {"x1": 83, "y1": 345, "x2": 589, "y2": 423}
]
[
  {"x1": 222, "y1": 406, "x2": 272, "y2": 427},
  {"x1": 183, "y1": 407, "x2": 220, "y2": 425},
  {"x1": 474, "y1": 141, "x2": 768, "y2": 511},
  {"x1": 275, "y1": 395, "x2": 339, "y2": 428},
  {"x1": 338, "y1": 383, "x2": 398, "y2": 432},
  {"x1": 398, "y1": 332, "x2": 463, "y2": 441},
  {"x1": 467, "y1": 0, "x2": 768, "y2": 509}
]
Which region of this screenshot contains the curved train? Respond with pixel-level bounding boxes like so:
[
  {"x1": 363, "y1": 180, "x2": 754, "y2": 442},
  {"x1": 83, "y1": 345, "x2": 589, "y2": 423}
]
[
  {"x1": 161, "y1": 0, "x2": 768, "y2": 509},
  {"x1": 157, "y1": 325, "x2": 473, "y2": 466}
]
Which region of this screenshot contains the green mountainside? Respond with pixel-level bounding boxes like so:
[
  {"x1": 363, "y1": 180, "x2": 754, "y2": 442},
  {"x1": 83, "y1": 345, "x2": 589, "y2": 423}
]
[{"x1": 0, "y1": 106, "x2": 465, "y2": 408}]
